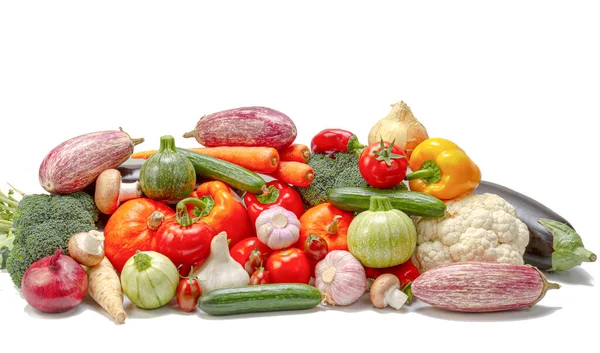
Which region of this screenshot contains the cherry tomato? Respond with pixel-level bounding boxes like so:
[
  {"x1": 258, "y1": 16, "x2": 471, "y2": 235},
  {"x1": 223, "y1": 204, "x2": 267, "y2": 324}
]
[
  {"x1": 358, "y1": 139, "x2": 408, "y2": 189},
  {"x1": 176, "y1": 272, "x2": 202, "y2": 312},
  {"x1": 303, "y1": 235, "x2": 328, "y2": 262},
  {"x1": 229, "y1": 237, "x2": 271, "y2": 274},
  {"x1": 266, "y1": 248, "x2": 311, "y2": 284},
  {"x1": 249, "y1": 267, "x2": 271, "y2": 285}
]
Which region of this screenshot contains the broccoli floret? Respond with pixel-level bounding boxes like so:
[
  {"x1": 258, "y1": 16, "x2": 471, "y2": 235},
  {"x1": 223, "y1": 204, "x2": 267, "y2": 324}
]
[
  {"x1": 295, "y1": 152, "x2": 408, "y2": 208},
  {"x1": 295, "y1": 152, "x2": 407, "y2": 208},
  {"x1": 6, "y1": 192, "x2": 98, "y2": 288}
]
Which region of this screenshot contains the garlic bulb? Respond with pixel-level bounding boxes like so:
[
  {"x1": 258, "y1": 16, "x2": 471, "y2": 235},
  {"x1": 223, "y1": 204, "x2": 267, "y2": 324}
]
[
  {"x1": 315, "y1": 250, "x2": 367, "y2": 306},
  {"x1": 368, "y1": 101, "x2": 429, "y2": 159},
  {"x1": 194, "y1": 232, "x2": 250, "y2": 293},
  {"x1": 255, "y1": 206, "x2": 300, "y2": 250}
]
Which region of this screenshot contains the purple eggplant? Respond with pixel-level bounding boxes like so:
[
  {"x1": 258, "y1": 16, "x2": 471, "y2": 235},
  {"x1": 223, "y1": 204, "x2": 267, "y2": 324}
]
[{"x1": 473, "y1": 180, "x2": 596, "y2": 271}]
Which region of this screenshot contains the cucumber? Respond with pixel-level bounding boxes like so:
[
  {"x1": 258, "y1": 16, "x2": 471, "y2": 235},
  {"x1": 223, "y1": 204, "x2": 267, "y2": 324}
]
[
  {"x1": 198, "y1": 284, "x2": 322, "y2": 316},
  {"x1": 177, "y1": 148, "x2": 267, "y2": 194},
  {"x1": 327, "y1": 187, "x2": 446, "y2": 217}
]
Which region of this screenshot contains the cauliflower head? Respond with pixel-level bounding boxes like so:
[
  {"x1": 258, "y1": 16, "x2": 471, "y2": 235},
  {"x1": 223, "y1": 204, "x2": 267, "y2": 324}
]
[{"x1": 412, "y1": 193, "x2": 529, "y2": 273}]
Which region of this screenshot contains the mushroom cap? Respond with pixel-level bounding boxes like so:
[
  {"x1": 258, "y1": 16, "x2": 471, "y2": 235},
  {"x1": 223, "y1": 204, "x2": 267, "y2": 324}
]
[
  {"x1": 68, "y1": 231, "x2": 105, "y2": 267},
  {"x1": 95, "y1": 169, "x2": 122, "y2": 214},
  {"x1": 370, "y1": 273, "x2": 401, "y2": 308}
]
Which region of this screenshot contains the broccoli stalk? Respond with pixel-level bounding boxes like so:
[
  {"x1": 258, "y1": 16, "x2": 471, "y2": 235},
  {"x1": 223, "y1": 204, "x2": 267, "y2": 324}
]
[{"x1": 0, "y1": 188, "x2": 19, "y2": 269}]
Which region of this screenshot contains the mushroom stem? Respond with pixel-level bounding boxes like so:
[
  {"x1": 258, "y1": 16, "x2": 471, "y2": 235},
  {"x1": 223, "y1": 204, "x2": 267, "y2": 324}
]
[
  {"x1": 82, "y1": 230, "x2": 105, "y2": 256},
  {"x1": 120, "y1": 181, "x2": 143, "y2": 203},
  {"x1": 385, "y1": 286, "x2": 408, "y2": 310}
]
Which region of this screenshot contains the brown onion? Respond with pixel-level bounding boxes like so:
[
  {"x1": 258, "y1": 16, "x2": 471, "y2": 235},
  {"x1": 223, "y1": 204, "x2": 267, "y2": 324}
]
[
  {"x1": 21, "y1": 249, "x2": 88, "y2": 313},
  {"x1": 368, "y1": 101, "x2": 429, "y2": 159}
]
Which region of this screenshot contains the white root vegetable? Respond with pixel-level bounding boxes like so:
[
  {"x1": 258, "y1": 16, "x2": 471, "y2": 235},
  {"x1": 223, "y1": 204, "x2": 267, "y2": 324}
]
[{"x1": 86, "y1": 257, "x2": 126, "y2": 324}]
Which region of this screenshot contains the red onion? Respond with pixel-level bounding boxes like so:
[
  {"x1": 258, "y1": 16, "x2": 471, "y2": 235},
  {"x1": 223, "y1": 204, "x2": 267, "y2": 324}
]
[{"x1": 21, "y1": 249, "x2": 88, "y2": 313}]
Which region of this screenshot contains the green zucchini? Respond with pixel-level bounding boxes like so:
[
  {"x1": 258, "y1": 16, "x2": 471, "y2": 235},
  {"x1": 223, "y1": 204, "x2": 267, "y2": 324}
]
[
  {"x1": 177, "y1": 148, "x2": 266, "y2": 194},
  {"x1": 198, "y1": 284, "x2": 323, "y2": 316},
  {"x1": 327, "y1": 187, "x2": 447, "y2": 217}
]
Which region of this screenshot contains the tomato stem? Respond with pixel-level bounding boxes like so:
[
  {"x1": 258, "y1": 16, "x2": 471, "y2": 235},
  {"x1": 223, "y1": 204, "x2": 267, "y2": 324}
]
[{"x1": 373, "y1": 138, "x2": 405, "y2": 166}]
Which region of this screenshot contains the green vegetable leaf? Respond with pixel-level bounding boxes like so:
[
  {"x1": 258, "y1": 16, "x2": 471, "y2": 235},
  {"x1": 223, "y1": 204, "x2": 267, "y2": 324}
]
[
  {"x1": 402, "y1": 282, "x2": 413, "y2": 305},
  {"x1": 538, "y1": 218, "x2": 597, "y2": 271},
  {"x1": 0, "y1": 246, "x2": 9, "y2": 269}
]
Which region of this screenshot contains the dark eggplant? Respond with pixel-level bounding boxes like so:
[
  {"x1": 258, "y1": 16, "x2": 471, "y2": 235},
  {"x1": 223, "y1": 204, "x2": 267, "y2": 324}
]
[{"x1": 473, "y1": 180, "x2": 596, "y2": 271}]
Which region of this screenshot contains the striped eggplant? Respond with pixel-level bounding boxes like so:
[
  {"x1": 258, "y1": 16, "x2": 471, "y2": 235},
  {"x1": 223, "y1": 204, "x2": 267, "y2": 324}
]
[
  {"x1": 39, "y1": 129, "x2": 144, "y2": 194},
  {"x1": 183, "y1": 106, "x2": 297, "y2": 150},
  {"x1": 473, "y1": 180, "x2": 596, "y2": 271},
  {"x1": 411, "y1": 262, "x2": 560, "y2": 313}
]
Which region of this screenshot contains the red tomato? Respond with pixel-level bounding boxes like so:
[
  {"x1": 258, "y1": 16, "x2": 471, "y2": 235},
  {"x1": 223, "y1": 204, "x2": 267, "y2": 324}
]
[
  {"x1": 249, "y1": 267, "x2": 271, "y2": 285},
  {"x1": 358, "y1": 140, "x2": 408, "y2": 189},
  {"x1": 266, "y1": 248, "x2": 311, "y2": 284},
  {"x1": 229, "y1": 237, "x2": 271, "y2": 274},
  {"x1": 303, "y1": 235, "x2": 328, "y2": 262},
  {"x1": 176, "y1": 276, "x2": 202, "y2": 312},
  {"x1": 156, "y1": 218, "x2": 215, "y2": 269}
]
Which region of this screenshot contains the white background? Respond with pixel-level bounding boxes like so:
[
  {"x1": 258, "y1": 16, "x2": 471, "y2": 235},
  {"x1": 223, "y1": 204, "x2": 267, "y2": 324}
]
[{"x1": 1, "y1": 1, "x2": 599, "y2": 352}]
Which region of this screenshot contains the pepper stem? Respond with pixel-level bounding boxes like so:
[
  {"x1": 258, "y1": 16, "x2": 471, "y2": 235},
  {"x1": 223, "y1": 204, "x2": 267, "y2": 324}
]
[
  {"x1": 347, "y1": 135, "x2": 366, "y2": 152},
  {"x1": 368, "y1": 196, "x2": 393, "y2": 212},
  {"x1": 325, "y1": 216, "x2": 342, "y2": 234},
  {"x1": 175, "y1": 197, "x2": 209, "y2": 227},
  {"x1": 405, "y1": 160, "x2": 442, "y2": 184}
]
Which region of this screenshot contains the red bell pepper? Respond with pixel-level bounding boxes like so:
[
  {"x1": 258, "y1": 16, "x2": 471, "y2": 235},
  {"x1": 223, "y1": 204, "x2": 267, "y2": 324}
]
[
  {"x1": 156, "y1": 197, "x2": 216, "y2": 269},
  {"x1": 310, "y1": 129, "x2": 365, "y2": 155},
  {"x1": 243, "y1": 180, "x2": 305, "y2": 225},
  {"x1": 189, "y1": 181, "x2": 255, "y2": 248},
  {"x1": 364, "y1": 259, "x2": 421, "y2": 287}
]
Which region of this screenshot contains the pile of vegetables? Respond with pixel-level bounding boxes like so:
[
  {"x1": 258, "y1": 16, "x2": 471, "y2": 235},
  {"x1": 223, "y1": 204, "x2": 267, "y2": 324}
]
[{"x1": 0, "y1": 102, "x2": 596, "y2": 323}]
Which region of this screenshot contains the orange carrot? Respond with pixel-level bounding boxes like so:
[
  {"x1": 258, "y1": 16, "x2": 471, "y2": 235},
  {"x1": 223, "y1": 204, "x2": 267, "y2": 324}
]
[
  {"x1": 267, "y1": 161, "x2": 314, "y2": 187},
  {"x1": 278, "y1": 144, "x2": 311, "y2": 163},
  {"x1": 131, "y1": 146, "x2": 280, "y2": 174}
]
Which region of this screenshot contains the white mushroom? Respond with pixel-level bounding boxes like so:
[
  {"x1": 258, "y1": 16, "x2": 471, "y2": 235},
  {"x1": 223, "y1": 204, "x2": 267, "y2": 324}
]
[
  {"x1": 370, "y1": 274, "x2": 408, "y2": 310},
  {"x1": 68, "y1": 230, "x2": 105, "y2": 266},
  {"x1": 94, "y1": 169, "x2": 143, "y2": 214}
]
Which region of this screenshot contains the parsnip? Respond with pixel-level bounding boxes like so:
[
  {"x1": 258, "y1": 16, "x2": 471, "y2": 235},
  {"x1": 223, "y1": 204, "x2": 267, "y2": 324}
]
[{"x1": 86, "y1": 257, "x2": 126, "y2": 324}]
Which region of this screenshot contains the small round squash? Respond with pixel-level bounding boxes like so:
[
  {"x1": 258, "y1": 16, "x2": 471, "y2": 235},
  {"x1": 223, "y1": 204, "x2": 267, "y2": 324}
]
[{"x1": 139, "y1": 135, "x2": 196, "y2": 204}]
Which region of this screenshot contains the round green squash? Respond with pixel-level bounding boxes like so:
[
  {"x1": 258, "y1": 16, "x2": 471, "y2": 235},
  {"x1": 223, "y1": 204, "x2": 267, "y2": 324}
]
[
  {"x1": 120, "y1": 250, "x2": 180, "y2": 309},
  {"x1": 347, "y1": 196, "x2": 417, "y2": 268},
  {"x1": 140, "y1": 135, "x2": 196, "y2": 204}
]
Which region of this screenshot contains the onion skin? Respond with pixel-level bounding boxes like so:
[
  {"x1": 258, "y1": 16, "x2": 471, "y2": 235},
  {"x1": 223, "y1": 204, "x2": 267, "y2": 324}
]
[
  {"x1": 21, "y1": 249, "x2": 89, "y2": 313},
  {"x1": 368, "y1": 101, "x2": 428, "y2": 159}
]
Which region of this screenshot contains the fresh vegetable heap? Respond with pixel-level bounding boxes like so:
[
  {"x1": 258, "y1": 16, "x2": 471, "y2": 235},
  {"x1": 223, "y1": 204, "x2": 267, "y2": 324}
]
[{"x1": 1, "y1": 101, "x2": 596, "y2": 323}]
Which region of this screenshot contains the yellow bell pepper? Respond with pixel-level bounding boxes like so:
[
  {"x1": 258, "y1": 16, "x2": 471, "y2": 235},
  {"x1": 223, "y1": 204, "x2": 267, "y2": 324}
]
[{"x1": 405, "y1": 138, "x2": 481, "y2": 200}]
